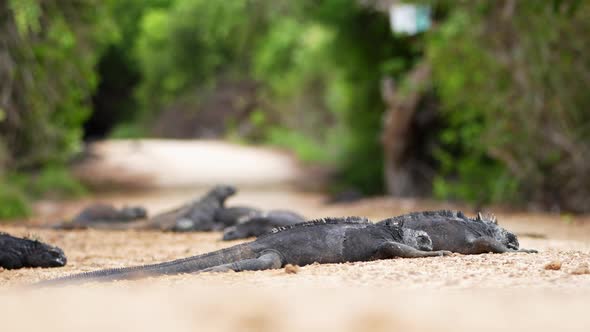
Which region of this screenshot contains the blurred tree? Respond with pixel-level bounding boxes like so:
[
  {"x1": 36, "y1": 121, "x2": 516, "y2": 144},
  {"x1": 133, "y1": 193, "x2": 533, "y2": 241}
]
[
  {"x1": 130, "y1": 0, "x2": 421, "y2": 195},
  {"x1": 428, "y1": 0, "x2": 590, "y2": 212},
  {"x1": 0, "y1": 0, "x2": 115, "y2": 217},
  {"x1": 0, "y1": 0, "x2": 115, "y2": 170},
  {"x1": 87, "y1": 0, "x2": 173, "y2": 139}
]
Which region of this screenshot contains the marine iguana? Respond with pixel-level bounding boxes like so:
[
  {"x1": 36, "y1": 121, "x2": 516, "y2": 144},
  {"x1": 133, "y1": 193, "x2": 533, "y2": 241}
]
[
  {"x1": 36, "y1": 217, "x2": 450, "y2": 285},
  {"x1": 53, "y1": 203, "x2": 148, "y2": 230},
  {"x1": 213, "y1": 206, "x2": 261, "y2": 228},
  {"x1": 378, "y1": 210, "x2": 537, "y2": 254},
  {"x1": 0, "y1": 232, "x2": 67, "y2": 269},
  {"x1": 222, "y1": 210, "x2": 306, "y2": 240},
  {"x1": 146, "y1": 185, "x2": 237, "y2": 231}
]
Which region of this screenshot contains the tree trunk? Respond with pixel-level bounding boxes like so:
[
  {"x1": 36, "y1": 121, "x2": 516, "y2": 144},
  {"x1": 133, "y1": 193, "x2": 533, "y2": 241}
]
[{"x1": 381, "y1": 61, "x2": 431, "y2": 196}]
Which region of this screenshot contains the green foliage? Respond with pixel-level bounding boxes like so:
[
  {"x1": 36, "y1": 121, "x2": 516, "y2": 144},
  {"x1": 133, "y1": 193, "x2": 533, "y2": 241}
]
[
  {"x1": 135, "y1": 0, "x2": 278, "y2": 116},
  {"x1": 310, "y1": 1, "x2": 420, "y2": 194},
  {"x1": 0, "y1": 165, "x2": 87, "y2": 219},
  {"x1": 428, "y1": 1, "x2": 590, "y2": 211},
  {"x1": 9, "y1": 166, "x2": 87, "y2": 198},
  {"x1": 0, "y1": 182, "x2": 31, "y2": 220},
  {"x1": 254, "y1": 20, "x2": 335, "y2": 99},
  {"x1": 9, "y1": 0, "x2": 41, "y2": 34},
  {"x1": 27, "y1": 166, "x2": 87, "y2": 199},
  {"x1": 1, "y1": 1, "x2": 116, "y2": 169},
  {"x1": 250, "y1": 0, "x2": 421, "y2": 194},
  {"x1": 109, "y1": 123, "x2": 148, "y2": 139},
  {"x1": 6, "y1": 0, "x2": 586, "y2": 214},
  {"x1": 426, "y1": 8, "x2": 517, "y2": 203},
  {"x1": 127, "y1": 0, "x2": 422, "y2": 194},
  {"x1": 0, "y1": 1, "x2": 111, "y2": 218},
  {"x1": 267, "y1": 128, "x2": 333, "y2": 164}
]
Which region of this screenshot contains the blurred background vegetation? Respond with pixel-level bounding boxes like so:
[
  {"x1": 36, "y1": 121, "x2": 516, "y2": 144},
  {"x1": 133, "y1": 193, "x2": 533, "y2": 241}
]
[{"x1": 0, "y1": 0, "x2": 588, "y2": 219}]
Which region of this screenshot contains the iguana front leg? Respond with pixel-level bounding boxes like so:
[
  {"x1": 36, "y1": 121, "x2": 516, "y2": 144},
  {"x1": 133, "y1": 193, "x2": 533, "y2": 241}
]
[
  {"x1": 375, "y1": 242, "x2": 451, "y2": 259},
  {"x1": 201, "y1": 251, "x2": 283, "y2": 273},
  {"x1": 469, "y1": 237, "x2": 538, "y2": 254}
]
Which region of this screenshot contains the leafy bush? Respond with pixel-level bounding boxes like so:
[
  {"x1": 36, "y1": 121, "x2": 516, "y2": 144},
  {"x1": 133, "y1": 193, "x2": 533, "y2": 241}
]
[
  {"x1": 109, "y1": 123, "x2": 148, "y2": 139},
  {"x1": 27, "y1": 166, "x2": 87, "y2": 199},
  {"x1": 0, "y1": 166, "x2": 87, "y2": 219},
  {"x1": 0, "y1": 0, "x2": 116, "y2": 170},
  {"x1": 428, "y1": 1, "x2": 590, "y2": 211},
  {"x1": 266, "y1": 128, "x2": 333, "y2": 164},
  {"x1": 253, "y1": 1, "x2": 421, "y2": 194},
  {"x1": 0, "y1": 1, "x2": 108, "y2": 218},
  {"x1": 0, "y1": 183, "x2": 31, "y2": 220}
]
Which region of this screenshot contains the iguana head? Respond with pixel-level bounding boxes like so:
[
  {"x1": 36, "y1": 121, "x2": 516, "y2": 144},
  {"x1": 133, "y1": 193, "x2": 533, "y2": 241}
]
[
  {"x1": 222, "y1": 215, "x2": 268, "y2": 240},
  {"x1": 490, "y1": 226, "x2": 519, "y2": 250},
  {"x1": 503, "y1": 232, "x2": 519, "y2": 250},
  {"x1": 209, "y1": 185, "x2": 237, "y2": 202},
  {"x1": 402, "y1": 228, "x2": 433, "y2": 251},
  {"x1": 476, "y1": 212, "x2": 519, "y2": 250},
  {"x1": 222, "y1": 225, "x2": 242, "y2": 240},
  {"x1": 379, "y1": 219, "x2": 433, "y2": 251},
  {"x1": 25, "y1": 240, "x2": 67, "y2": 268}
]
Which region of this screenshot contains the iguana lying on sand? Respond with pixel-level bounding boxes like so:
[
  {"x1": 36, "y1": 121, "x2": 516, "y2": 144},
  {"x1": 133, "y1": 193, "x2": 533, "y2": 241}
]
[
  {"x1": 146, "y1": 185, "x2": 237, "y2": 231},
  {"x1": 213, "y1": 206, "x2": 261, "y2": 228},
  {"x1": 0, "y1": 233, "x2": 67, "y2": 269},
  {"x1": 378, "y1": 210, "x2": 537, "y2": 254},
  {"x1": 222, "y1": 210, "x2": 305, "y2": 240},
  {"x1": 37, "y1": 217, "x2": 450, "y2": 285},
  {"x1": 53, "y1": 203, "x2": 148, "y2": 230}
]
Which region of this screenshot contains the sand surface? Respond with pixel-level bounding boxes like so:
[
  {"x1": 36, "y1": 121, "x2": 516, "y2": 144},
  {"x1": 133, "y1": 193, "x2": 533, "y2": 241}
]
[{"x1": 1, "y1": 189, "x2": 590, "y2": 331}]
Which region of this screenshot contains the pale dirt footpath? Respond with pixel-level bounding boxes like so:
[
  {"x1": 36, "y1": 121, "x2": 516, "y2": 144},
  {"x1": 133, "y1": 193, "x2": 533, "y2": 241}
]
[{"x1": 1, "y1": 189, "x2": 590, "y2": 332}]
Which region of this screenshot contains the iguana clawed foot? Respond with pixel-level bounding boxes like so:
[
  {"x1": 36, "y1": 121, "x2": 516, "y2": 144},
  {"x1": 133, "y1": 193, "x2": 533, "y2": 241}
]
[{"x1": 514, "y1": 248, "x2": 538, "y2": 253}]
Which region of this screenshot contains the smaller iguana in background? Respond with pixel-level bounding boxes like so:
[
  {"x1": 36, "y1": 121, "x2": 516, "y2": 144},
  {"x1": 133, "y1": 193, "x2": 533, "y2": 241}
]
[
  {"x1": 222, "y1": 210, "x2": 305, "y2": 240},
  {"x1": 36, "y1": 217, "x2": 450, "y2": 286},
  {"x1": 146, "y1": 185, "x2": 237, "y2": 231},
  {"x1": 53, "y1": 203, "x2": 147, "y2": 230},
  {"x1": 378, "y1": 210, "x2": 537, "y2": 254},
  {"x1": 213, "y1": 206, "x2": 262, "y2": 228},
  {"x1": 0, "y1": 232, "x2": 67, "y2": 269}
]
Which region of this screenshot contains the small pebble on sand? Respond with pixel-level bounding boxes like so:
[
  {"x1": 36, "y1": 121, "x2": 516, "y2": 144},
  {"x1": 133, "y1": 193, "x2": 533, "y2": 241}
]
[
  {"x1": 284, "y1": 264, "x2": 300, "y2": 274},
  {"x1": 570, "y1": 264, "x2": 590, "y2": 275},
  {"x1": 544, "y1": 261, "x2": 562, "y2": 271}
]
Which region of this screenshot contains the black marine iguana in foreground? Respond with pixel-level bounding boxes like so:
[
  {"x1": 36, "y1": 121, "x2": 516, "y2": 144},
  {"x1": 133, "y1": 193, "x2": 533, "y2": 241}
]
[
  {"x1": 37, "y1": 217, "x2": 450, "y2": 285},
  {"x1": 0, "y1": 233, "x2": 67, "y2": 269},
  {"x1": 378, "y1": 210, "x2": 537, "y2": 254},
  {"x1": 222, "y1": 210, "x2": 306, "y2": 240}
]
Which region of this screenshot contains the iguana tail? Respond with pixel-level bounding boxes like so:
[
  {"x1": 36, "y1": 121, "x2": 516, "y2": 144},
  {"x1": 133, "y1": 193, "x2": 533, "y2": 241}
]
[{"x1": 35, "y1": 243, "x2": 255, "y2": 286}]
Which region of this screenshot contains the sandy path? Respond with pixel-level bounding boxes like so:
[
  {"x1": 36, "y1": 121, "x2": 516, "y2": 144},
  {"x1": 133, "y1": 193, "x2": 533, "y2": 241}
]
[
  {"x1": 1, "y1": 190, "x2": 590, "y2": 331},
  {"x1": 71, "y1": 139, "x2": 308, "y2": 189}
]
